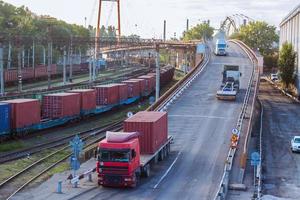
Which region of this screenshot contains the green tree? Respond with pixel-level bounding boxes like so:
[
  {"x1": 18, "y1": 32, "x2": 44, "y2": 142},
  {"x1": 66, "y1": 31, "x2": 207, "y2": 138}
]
[
  {"x1": 231, "y1": 21, "x2": 279, "y2": 56},
  {"x1": 278, "y1": 42, "x2": 297, "y2": 89},
  {"x1": 182, "y1": 23, "x2": 214, "y2": 41}
]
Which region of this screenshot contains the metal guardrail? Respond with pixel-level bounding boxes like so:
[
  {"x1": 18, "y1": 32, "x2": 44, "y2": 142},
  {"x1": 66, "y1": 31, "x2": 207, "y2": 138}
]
[
  {"x1": 214, "y1": 39, "x2": 260, "y2": 200},
  {"x1": 256, "y1": 98, "x2": 263, "y2": 199}
]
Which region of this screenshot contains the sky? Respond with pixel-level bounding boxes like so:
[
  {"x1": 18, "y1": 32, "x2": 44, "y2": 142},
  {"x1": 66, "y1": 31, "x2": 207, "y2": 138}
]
[{"x1": 3, "y1": 0, "x2": 300, "y2": 39}]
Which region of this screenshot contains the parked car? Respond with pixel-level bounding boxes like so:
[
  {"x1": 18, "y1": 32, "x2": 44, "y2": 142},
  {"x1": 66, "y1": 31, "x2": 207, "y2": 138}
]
[
  {"x1": 291, "y1": 136, "x2": 300, "y2": 152},
  {"x1": 271, "y1": 73, "x2": 279, "y2": 82}
]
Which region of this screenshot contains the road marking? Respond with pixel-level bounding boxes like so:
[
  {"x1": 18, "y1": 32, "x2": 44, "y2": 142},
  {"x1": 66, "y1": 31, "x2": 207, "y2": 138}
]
[
  {"x1": 153, "y1": 151, "x2": 181, "y2": 189},
  {"x1": 168, "y1": 114, "x2": 234, "y2": 119}
]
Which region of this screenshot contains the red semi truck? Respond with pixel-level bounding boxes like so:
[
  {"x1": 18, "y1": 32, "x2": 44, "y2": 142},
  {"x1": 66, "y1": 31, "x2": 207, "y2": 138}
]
[{"x1": 96, "y1": 111, "x2": 172, "y2": 187}]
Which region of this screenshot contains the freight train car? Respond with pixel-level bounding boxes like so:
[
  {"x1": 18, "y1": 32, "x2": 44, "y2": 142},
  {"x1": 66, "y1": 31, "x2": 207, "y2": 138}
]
[{"x1": 0, "y1": 67, "x2": 175, "y2": 138}]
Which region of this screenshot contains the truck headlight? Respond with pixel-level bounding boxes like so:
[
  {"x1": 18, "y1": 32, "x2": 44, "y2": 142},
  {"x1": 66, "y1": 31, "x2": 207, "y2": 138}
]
[{"x1": 124, "y1": 178, "x2": 132, "y2": 182}]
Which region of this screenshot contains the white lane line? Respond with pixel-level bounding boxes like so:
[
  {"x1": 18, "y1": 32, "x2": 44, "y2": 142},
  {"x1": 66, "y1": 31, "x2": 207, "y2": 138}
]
[
  {"x1": 153, "y1": 151, "x2": 182, "y2": 189},
  {"x1": 168, "y1": 114, "x2": 234, "y2": 119}
]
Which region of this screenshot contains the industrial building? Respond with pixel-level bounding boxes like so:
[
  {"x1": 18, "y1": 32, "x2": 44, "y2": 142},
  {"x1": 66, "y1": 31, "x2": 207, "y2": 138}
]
[{"x1": 280, "y1": 4, "x2": 300, "y2": 92}]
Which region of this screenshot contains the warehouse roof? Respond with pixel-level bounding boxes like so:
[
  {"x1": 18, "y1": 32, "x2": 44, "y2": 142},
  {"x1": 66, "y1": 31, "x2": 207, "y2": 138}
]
[{"x1": 280, "y1": 4, "x2": 300, "y2": 27}]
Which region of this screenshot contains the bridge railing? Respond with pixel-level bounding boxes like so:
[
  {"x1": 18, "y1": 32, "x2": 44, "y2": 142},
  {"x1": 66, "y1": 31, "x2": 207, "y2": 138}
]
[{"x1": 214, "y1": 39, "x2": 261, "y2": 200}]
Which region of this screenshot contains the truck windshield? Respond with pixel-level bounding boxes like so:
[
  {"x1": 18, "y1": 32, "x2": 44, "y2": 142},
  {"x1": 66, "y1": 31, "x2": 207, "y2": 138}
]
[
  {"x1": 218, "y1": 44, "x2": 226, "y2": 49},
  {"x1": 99, "y1": 149, "x2": 130, "y2": 163}
]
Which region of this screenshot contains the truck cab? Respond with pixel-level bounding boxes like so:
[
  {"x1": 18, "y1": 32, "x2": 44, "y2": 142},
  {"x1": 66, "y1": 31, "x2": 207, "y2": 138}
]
[
  {"x1": 97, "y1": 135, "x2": 140, "y2": 187},
  {"x1": 215, "y1": 39, "x2": 227, "y2": 56},
  {"x1": 222, "y1": 65, "x2": 241, "y2": 91}
]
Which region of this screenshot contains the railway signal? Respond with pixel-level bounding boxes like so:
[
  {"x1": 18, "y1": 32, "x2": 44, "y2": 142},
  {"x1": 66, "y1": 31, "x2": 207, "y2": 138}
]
[{"x1": 70, "y1": 135, "x2": 84, "y2": 187}]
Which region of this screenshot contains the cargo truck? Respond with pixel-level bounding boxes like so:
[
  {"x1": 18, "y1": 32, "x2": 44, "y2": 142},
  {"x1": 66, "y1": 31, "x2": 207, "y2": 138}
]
[
  {"x1": 96, "y1": 111, "x2": 172, "y2": 188},
  {"x1": 216, "y1": 65, "x2": 241, "y2": 100},
  {"x1": 214, "y1": 39, "x2": 227, "y2": 56}
]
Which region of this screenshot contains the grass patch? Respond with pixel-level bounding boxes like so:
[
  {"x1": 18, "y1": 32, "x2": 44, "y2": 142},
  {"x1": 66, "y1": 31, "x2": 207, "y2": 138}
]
[
  {"x1": 47, "y1": 162, "x2": 70, "y2": 175},
  {"x1": 0, "y1": 140, "x2": 26, "y2": 153},
  {"x1": 0, "y1": 149, "x2": 53, "y2": 181}
]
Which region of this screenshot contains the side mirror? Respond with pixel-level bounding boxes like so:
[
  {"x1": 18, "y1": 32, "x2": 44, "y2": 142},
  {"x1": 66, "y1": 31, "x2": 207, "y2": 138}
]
[{"x1": 240, "y1": 72, "x2": 242, "y2": 77}]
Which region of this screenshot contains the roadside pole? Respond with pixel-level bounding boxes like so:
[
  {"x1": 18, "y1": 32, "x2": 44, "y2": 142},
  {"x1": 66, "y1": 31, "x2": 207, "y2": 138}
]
[
  {"x1": 0, "y1": 43, "x2": 4, "y2": 95},
  {"x1": 155, "y1": 44, "x2": 160, "y2": 101},
  {"x1": 63, "y1": 49, "x2": 67, "y2": 85}
]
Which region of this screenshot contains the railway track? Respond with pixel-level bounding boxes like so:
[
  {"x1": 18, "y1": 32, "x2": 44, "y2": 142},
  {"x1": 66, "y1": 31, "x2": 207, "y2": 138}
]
[
  {"x1": 1, "y1": 47, "x2": 209, "y2": 200},
  {"x1": 0, "y1": 66, "x2": 151, "y2": 100},
  {"x1": 0, "y1": 122, "x2": 123, "y2": 200},
  {"x1": 0, "y1": 121, "x2": 123, "y2": 163}
]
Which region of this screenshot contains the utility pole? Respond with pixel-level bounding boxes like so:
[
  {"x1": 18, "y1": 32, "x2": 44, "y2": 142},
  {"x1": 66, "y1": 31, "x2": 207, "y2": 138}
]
[
  {"x1": 0, "y1": 42, "x2": 4, "y2": 95},
  {"x1": 186, "y1": 19, "x2": 189, "y2": 32},
  {"x1": 32, "y1": 40, "x2": 35, "y2": 69},
  {"x1": 22, "y1": 48, "x2": 25, "y2": 68},
  {"x1": 155, "y1": 44, "x2": 160, "y2": 101},
  {"x1": 27, "y1": 49, "x2": 30, "y2": 67},
  {"x1": 16, "y1": 37, "x2": 22, "y2": 92},
  {"x1": 163, "y1": 20, "x2": 166, "y2": 42},
  {"x1": 7, "y1": 40, "x2": 11, "y2": 69},
  {"x1": 47, "y1": 41, "x2": 51, "y2": 89},
  {"x1": 92, "y1": 47, "x2": 96, "y2": 82},
  {"x1": 89, "y1": 57, "x2": 92, "y2": 83},
  {"x1": 69, "y1": 36, "x2": 73, "y2": 82},
  {"x1": 43, "y1": 46, "x2": 46, "y2": 65},
  {"x1": 63, "y1": 48, "x2": 67, "y2": 85}
]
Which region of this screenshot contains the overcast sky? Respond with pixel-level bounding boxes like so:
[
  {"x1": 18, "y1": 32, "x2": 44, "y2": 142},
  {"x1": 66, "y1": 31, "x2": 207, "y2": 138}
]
[{"x1": 3, "y1": 0, "x2": 299, "y2": 39}]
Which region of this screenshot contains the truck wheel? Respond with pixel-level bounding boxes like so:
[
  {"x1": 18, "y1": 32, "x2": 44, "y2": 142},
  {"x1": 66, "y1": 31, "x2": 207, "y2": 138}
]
[
  {"x1": 159, "y1": 150, "x2": 164, "y2": 161},
  {"x1": 163, "y1": 147, "x2": 167, "y2": 157},
  {"x1": 131, "y1": 173, "x2": 138, "y2": 188},
  {"x1": 154, "y1": 154, "x2": 159, "y2": 164},
  {"x1": 165, "y1": 145, "x2": 169, "y2": 157},
  {"x1": 167, "y1": 144, "x2": 171, "y2": 154},
  {"x1": 143, "y1": 164, "x2": 150, "y2": 178}
]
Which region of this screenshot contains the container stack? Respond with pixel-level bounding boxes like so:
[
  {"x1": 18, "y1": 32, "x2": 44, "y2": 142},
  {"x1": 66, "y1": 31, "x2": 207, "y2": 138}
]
[
  {"x1": 94, "y1": 84, "x2": 119, "y2": 105},
  {"x1": 42, "y1": 93, "x2": 80, "y2": 119},
  {"x1": 1, "y1": 99, "x2": 41, "y2": 129},
  {"x1": 122, "y1": 80, "x2": 140, "y2": 98},
  {"x1": 0, "y1": 103, "x2": 10, "y2": 135},
  {"x1": 67, "y1": 89, "x2": 96, "y2": 111},
  {"x1": 124, "y1": 111, "x2": 168, "y2": 154}
]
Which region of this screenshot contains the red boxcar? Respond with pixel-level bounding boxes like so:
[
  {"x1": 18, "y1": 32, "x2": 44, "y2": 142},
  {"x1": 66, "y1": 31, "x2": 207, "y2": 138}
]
[
  {"x1": 94, "y1": 84, "x2": 119, "y2": 105},
  {"x1": 129, "y1": 79, "x2": 146, "y2": 95},
  {"x1": 1, "y1": 99, "x2": 41, "y2": 129},
  {"x1": 42, "y1": 93, "x2": 80, "y2": 119},
  {"x1": 138, "y1": 75, "x2": 155, "y2": 93},
  {"x1": 113, "y1": 83, "x2": 128, "y2": 102},
  {"x1": 122, "y1": 80, "x2": 140, "y2": 98},
  {"x1": 123, "y1": 111, "x2": 168, "y2": 154},
  {"x1": 4, "y1": 69, "x2": 18, "y2": 83},
  {"x1": 67, "y1": 89, "x2": 96, "y2": 111}
]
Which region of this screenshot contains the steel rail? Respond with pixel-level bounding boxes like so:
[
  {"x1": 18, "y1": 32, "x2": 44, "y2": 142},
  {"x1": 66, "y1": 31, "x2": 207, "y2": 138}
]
[
  {"x1": 0, "y1": 120, "x2": 122, "y2": 163},
  {"x1": 2, "y1": 123, "x2": 123, "y2": 200}
]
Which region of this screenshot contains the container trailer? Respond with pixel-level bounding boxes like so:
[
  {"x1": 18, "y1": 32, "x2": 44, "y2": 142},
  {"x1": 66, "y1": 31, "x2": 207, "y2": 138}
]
[{"x1": 96, "y1": 111, "x2": 172, "y2": 187}]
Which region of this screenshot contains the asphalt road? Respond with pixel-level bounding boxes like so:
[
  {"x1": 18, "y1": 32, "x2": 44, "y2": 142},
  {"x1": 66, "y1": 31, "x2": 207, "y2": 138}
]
[
  {"x1": 260, "y1": 80, "x2": 300, "y2": 199},
  {"x1": 12, "y1": 41, "x2": 253, "y2": 200},
  {"x1": 71, "y1": 41, "x2": 252, "y2": 200}
]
